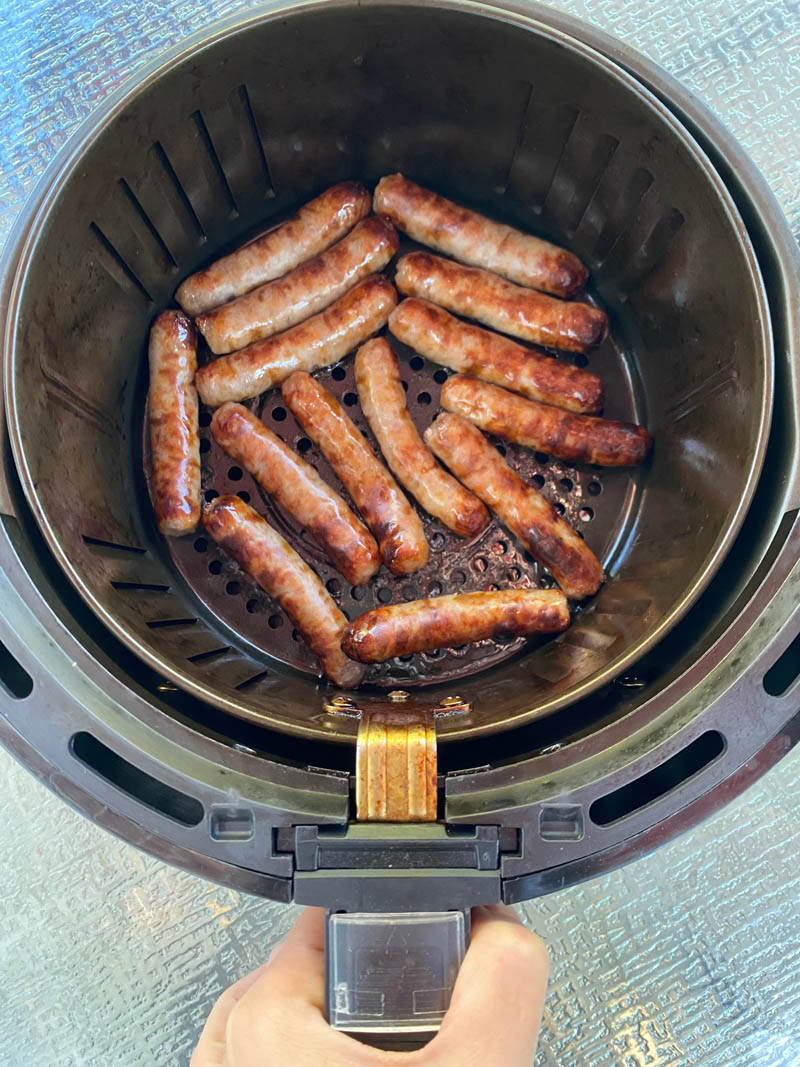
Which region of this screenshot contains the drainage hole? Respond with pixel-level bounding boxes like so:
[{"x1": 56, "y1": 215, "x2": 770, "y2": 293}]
[
  {"x1": 246, "y1": 599, "x2": 259, "y2": 614},
  {"x1": 401, "y1": 380, "x2": 409, "y2": 392},
  {"x1": 579, "y1": 507, "x2": 594, "y2": 522},
  {"x1": 410, "y1": 356, "x2": 424, "y2": 371},
  {"x1": 268, "y1": 613, "x2": 283, "y2": 629},
  {"x1": 493, "y1": 540, "x2": 508, "y2": 554},
  {"x1": 208, "y1": 560, "x2": 222, "y2": 575},
  {"x1": 497, "y1": 444, "x2": 507, "y2": 457},
  {"x1": 297, "y1": 437, "x2": 312, "y2": 454},
  {"x1": 272, "y1": 406, "x2": 287, "y2": 422},
  {"x1": 291, "y1": 629, "x2": 302, "y2": 642},
  {"x1": 237, "y1": 490, "x2": 251, "y2": 503},
  {"x1": 377, "y1": 587, "x2": 392, "y2": 604},
  {"x1": 199, "y1": 410, "x2": 212, "y2": 428},
  {"x1": 588, "y1": 480, "x2": 602, "y2": 496},
  {"x1": 554, "y1": 502, "x2": 565, "y2": 516},
  {"x1": 429, "y1": 582, "x2": 442, "y2": 596},
  {"x1": 331, "y1": 365, "x2": 347, "y2": 381},
  {"x1": 473, "y1": 556, "x2": 488, "y2": 573},
  {"x1": 225, "y1": 580, "x2": 240, "y2": 595},
  {"x1": 326, "y1": 578, "x2": 341, "y2": 595},
  {"x1": 532, "y1": 474, "x2": 545, "y2": 489},
  {"x1": 351, "y1": 586, "x2": 366, "y2": 601},
  {"x1": 193, "y1": 537, "x2": 208, "y2": 553},
  {"x1": 452, "y1": 570, "x2": 466, "y2": 585},
  {"x1": 535, "y1": 452, "x2": 549, "y2": 465},
  {"x1": 417, "y1": 391, "x2": 431, "y2": 406},
  {"x1": 560, "y1": 477, "x2": 574, "y2": 492},
  {"x1": 199, "y1": 438, "x2": 211, "y2": 454},
  {"x1": 574, "y1": 353, "x2": 589, "y2": 367},
  {"x1": 430, "y1": 532, "x2": 446, "y2": 550},
  {"x1": 343, "y1": 392, "x2": 358, "y2": 407},
  {"x1": 204, "y1": 489, "x2": 219, "y2": 502},
  {"x1": 228, "y1": 466, "x2": 243, "y2": 481},
  {"x1": 433, "y1": 369, "x2": 449, "y2": 384}
]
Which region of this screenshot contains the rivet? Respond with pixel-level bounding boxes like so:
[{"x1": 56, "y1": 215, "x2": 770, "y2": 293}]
[
  {"x1": 388, "y1": 690, "x2": 410, "y2": 702},
  {"x1": 439, "y1": 695, "x2": 464, "y2": 708}
]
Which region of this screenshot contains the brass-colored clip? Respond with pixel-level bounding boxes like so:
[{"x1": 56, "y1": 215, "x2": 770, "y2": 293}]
[{"x1": 356, "y1": 707, "x2": 437, "y2": 822}]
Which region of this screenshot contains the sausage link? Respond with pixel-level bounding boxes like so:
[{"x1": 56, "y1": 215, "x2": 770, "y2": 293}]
[
  {"x1": 374, "y1": 173, "x2": 587, "y2": 298},
  {"x1": 343, "y1": 588, "x2": 570, "y2": 663},
  {"x1": 176, "y1": 182, "x2": 371, "y2": 315},
  {"x1": 148, "y1": 310, "x2": 201, "y2": 535},
  {"x1": 395, "y1": 252, "x2": 607, "y2": 354},
  {"x1": 354, "y1": 339, "x2": 489, "y2": 537},
  {"x1": 211, "y1": 403, "x2": 380, "y2": 585},
  {"x1": 281, "y1": 372, "x2": 430, "y2": 575},
  {"x1": 425, "y1": 413, "x2": 604, "y2": 598},
  {"x1": 202, "y1": 496, "x2": 365, "y2": 688},
  {"x1": 388, "y1": 298, "x2": 603, "y2": 413},
  {"x1": 197, "y1": 217, "x2": 398, "y2": 354},
  {"x1": 441, "y1": 376, "x2": 652, "y2": 466},
  {"x1": 195, "y1": 276, "x2": 397, "y2": 407}
]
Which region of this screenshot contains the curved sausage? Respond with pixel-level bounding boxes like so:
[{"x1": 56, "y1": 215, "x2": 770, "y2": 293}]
[
  {"x1": 148, "y1": 310, "x2": 201, "y2": 536},
  {"x1": 197, "y1": 217, "x2": 398, "y2": 354},
  {"x1": 441, "y1": 376, "x2": 653, "y2": 467},
  {"x1": 202, "y1": 495, "x2": 365, "y2": 688},
  {"x1": 395, "y1": 252, "x2": 607, "y2": 354},
  {"x1": 374, "y1": 173, "x2": 587, "y2": 297},
  {"x1": 281, "y1": 372, "x2": 430, "y2": 575},
  {"x1": 176, "y1": 181, "x2": 371, "y2": 315},
  {"x1": 424, "y1": 413, "x2": 604, "y2": 599},
  {"x1": 388, "y1": 298, "x2": 603, "y2": 413},
  {"x1": 354, "y1": 339, "x2": 489, "y2": 537},
  {"x1": 342, "y1": 588, "x2": 570, "y2": 662},
  {"x1": 195, "y1": 276, "x2": 397, "y2": 407},
  {"x1": 211, "y1": 403, "x2": 380, "y2": 585}
]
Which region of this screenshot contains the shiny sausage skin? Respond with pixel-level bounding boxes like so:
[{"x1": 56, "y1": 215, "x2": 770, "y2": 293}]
[
  {"x1": 374, "y1": 173, "x2": 587, "y2": 298},
  {"x1": 388, "y1": 298, "x2": 603, "y2": 413},
  {"x1": 202, "y1": 496, "x2": 365, "y2": 688},
  {"x1": 195, "y1": 276, "x2": 397, "y2": 407},
  {"x1": 211, "y1": 403, "x2": 380, "y2": 585},
  {"x1": 441, "y1": 376, "x2": 653, "y2": 467},
  {"x1": 354, "y1": 339, "x2": 489, "y2": 537},
  {"x1": 281, "y1": 372, "x2": 430, "y2": 575},
  {"x1": 342, "y1": 588, "x2": 570, "y2": 663},
  {"x1": 395, "y1": 252, "x2": 607, "y2": 354},
  {"x1": 176, "y1": 182, "x2": 371, "y2": 315},
  {"x1": 197, "y1": 217, "x2": 399, "y2": 354},
  {"x1": 148, "y1": 310, "x2": 201, "y2": 535},
  {"x1": 425, "y1": 413, "x2": 604, "y2": 599}
]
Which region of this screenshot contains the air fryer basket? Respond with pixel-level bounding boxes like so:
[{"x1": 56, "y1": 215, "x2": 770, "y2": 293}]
[{"x1": 4, "y1": 0, "x2": 772, "y2": 742}]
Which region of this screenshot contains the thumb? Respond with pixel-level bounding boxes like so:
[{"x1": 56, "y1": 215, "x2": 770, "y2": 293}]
[{"x1": 429, "y1": 904, "x2": 549, "y2": 1066}]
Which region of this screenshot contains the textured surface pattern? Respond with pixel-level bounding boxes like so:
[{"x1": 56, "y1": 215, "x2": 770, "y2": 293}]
[{"x1": 1, "y1": 1, "x2": 799, "y2": 1065}]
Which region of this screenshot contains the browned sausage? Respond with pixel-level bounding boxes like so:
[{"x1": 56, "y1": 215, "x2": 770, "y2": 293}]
[
  {"x1": 196, "y1": 217, "x2": 399, "y2": 354},
  {"x1": 342, "y1": 588, "x2": 570, "y2": 663},
  {"x1": 441, "y1": 376, "x2": 653, "y2": 467},
  {"x1": 374, "y1": 173, "x2": 587, "y2": 298},
  {"x1": 388, "y1": 298, "x2": 603, "y2": 413},
  {"x1": 148, "y1": 310, "x2": 201, "y2": 536},
  {"x1": 281, "y1": 372, "x2": 430, "y2": 575},
  {"x1": 195, "y1": 276, "x2": 397, "y2": 407},
  {"x1": 395, "y1": 252, "x2": 607, "y2": 354},
  {"x1": 202, "y1": 495, "x2": 365, "y2": 688},
  {"x1": 425, "y1": 413, "x2": 604, "y2": 598},
  {"x1": 176, "y1": 182, "x2": 371, "y2": 315},
  {"x1": 211, "y1": 403, "x2": 380, "y2": 585},
  {"x1": 354, "y1": 339, "x2": 489, "y2": 537}
]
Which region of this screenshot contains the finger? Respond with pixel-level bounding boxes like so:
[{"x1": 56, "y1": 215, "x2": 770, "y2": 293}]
[
  {"x1": 429, "y1": 905, "x2": 549, "y2": 1066},
  {"x1": 254, "y1": 906, "x2": 328, "y2": 1010},
  {"x1": 190, "y1": 962, "x2": 270, "y2": 1066}
]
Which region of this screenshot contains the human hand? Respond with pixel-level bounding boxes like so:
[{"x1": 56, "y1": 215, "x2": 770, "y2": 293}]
[{"x1": 191, "y1": 903, "x2": 548, "y2": 1066}]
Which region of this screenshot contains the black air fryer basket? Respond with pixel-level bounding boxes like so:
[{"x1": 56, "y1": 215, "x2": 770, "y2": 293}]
[{"x1": 1, "y1": 0, "x2": 798, "y2": 1045}]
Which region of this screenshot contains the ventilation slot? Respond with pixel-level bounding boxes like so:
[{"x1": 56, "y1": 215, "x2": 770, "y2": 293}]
[
  {"x1": 153, "y1": 140, "x2": 206, "y2": 240},
  {"x1": 111, "y1": 580, "x2": 170, "y2": 592},
  {"x1": 118, "y1": 177, "x2": 178, "y2": 269},
  {"x1": 0, "y1": 640, "x2": 34, "y2": 699},
  {"x1": 188, "y1": 645, "x2": 231, "y2": 664},
  {"x1": 146, "y1": 618, "x2": 198, "y2": 629},
  {"x1": 191, "y1": 110, "x2": 238, "y2": 217},
  {"x1": 71, "y1": 732, "x2": 204, "y2": 826},
  {"x1": 589, "y1": 731, "x2": 725, "y2": 826},
  {"x1": 763, "y1": 632, "x2": 800, "y2": 697},
  {"x1": 82, "y1": 535, "x2": 147, "y2": 556},
  {"x1": 89, "y1": 222, "x2": 152, "y2": 302}
]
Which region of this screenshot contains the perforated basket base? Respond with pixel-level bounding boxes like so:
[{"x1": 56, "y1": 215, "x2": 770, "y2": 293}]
[{"x1": 148, "y1": 245, "x2": 646, "y2": 690}]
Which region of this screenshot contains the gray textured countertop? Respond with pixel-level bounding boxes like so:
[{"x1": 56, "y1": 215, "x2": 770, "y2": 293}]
[{"x1": 1, "y1": 1, "x2": 799, "y2": 1065}]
